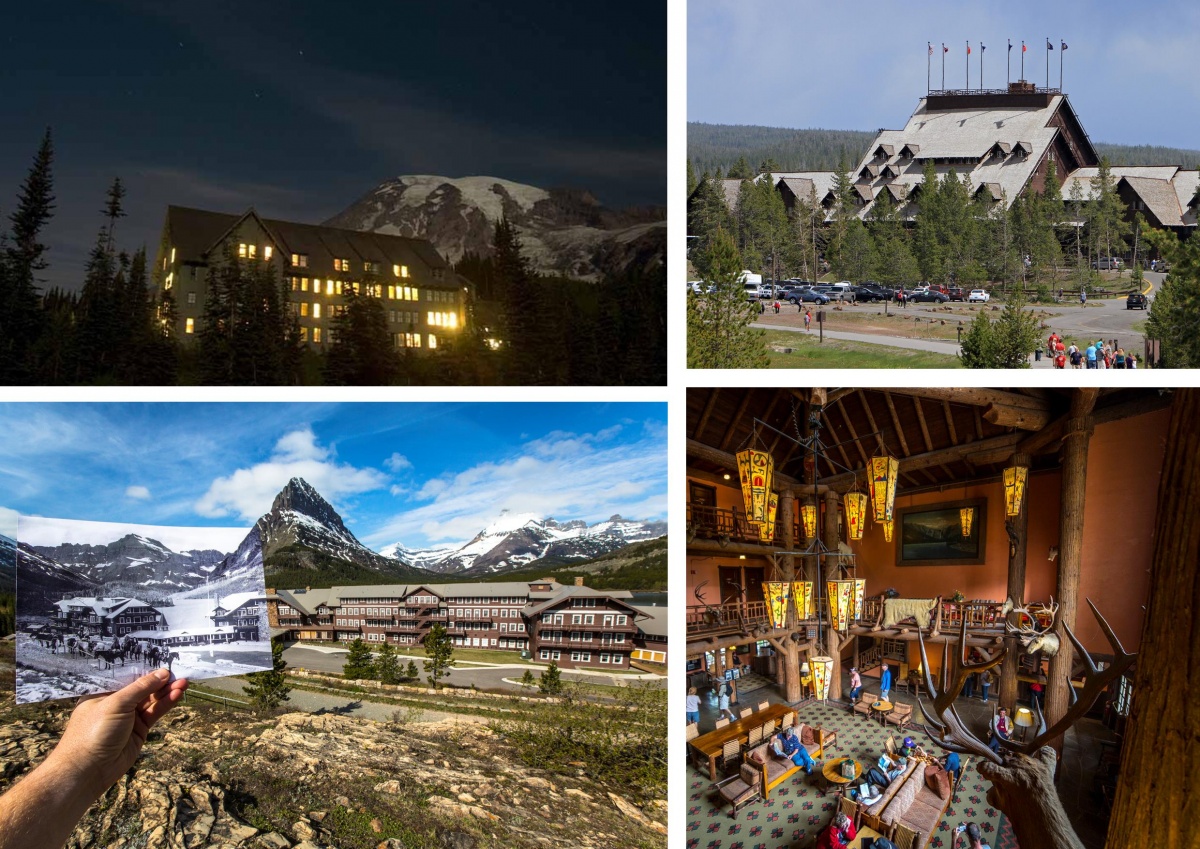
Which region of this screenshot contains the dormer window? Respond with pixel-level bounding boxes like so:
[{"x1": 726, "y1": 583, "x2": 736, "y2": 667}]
[{"x1": 899, "y1": 143, "x2": 920, "y2": 161}]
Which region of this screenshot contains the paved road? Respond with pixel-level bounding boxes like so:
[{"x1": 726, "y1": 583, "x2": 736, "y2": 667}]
[{"x1": 280, "y1": 645, "x2": 665, "y2": 691}]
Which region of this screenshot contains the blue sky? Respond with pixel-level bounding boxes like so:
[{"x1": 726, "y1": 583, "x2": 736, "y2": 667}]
[
  {"x1": 689, "y1": 0, "x2": 1200, "y2": 151},
  {"x1": 0, "y1": 403, "x2": 667, "y2": 553}
]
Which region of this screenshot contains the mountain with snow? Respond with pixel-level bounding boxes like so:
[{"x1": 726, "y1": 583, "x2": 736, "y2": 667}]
[
  {"x1": 323, "y1": 175, "x2": 666, "y2": 281},
  {"x1": 380, "y1": 510, "x2": 667, "y2": 576},
  {"x1": 15, "y1": 541, "x2": 100, "y2": 610},
  {"x1": 29, "y1": 535, "x2": 227, "y2": 593},
  {"x1": 0, "y1": 533, "x2": 15, "y2": 587}
]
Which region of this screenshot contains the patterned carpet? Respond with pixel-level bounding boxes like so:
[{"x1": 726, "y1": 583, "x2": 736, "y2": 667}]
[{"x1": 687, "y1": 700, "x2": 1013, "y2": 849}]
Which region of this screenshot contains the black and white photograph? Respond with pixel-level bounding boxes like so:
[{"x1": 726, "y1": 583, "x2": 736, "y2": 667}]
[{"x1": 14, "y1": 515, "x2": 272, "y2": 703}]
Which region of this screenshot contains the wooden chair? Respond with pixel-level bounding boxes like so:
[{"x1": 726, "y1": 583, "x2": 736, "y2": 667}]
[
  {"x1": 838, "y1": 794, "x2": 860, "y2": 829},
  {"x1": 860, "y1": 809, "x2": 887, "y2": 836},
  {"x1": 884, "y1": 702, "x2": 914, "y2": 731},
  {"x1": 853, "y1": 691, "x2": 877, "y2": 719},
  {"x1": 747, "y1": 725, "x2": 763, "y2": 747},
  {"x1": 685, "y1": 723, "x2": 699, "y2": 742},
  {"x1": 782, "y1": 711, "x2": 795, "y2": 729},
  {"x1": 715, "y1": 717, "x2": 730, "y2": 729},
  {"x1": 762, "y1": 719, "x2": 776, "y2": 736},
  {"x1": 713, "y1": 769, "x2": 761, "y2": 820},
  {"x1": 739, "y1": 706, "x2": 753, "y2": 719},
  {"x1": 885, "y1": 734, "x2": 897, "y2": 757},
  {"x1": 892, "y1": 821, "x2": 919, "y2": 849},
  {"x1": 757, "y1": 701, "x2": 769, "y2": 712},
  {"x1": 719, "y1": 738, "x2": 743, "y2": 775}
]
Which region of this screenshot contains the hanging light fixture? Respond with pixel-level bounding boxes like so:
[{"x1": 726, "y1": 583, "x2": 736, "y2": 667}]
[
  {"x1": 869, "y1": 455, "x2": 899, "y2": 522},
  {"x1": 801, "y1": 502, "x2": 818, "y2": 540},
  {"x1": 757, "y1": 492, "x2": 779, "y2": 543},
  {"x1": 1004, "y1": 466, "x2": 1028, "y2": 517},
  {"x1": 959, "y1": 506, "x2": 974, "y2": 538},
  {"x1": 809, "y1": 655, "x2": 835, "y2": 702},
  {"x1": 762, "y1": 581, "x2": 792, "y2": 629},
  {"x1": 844, "y1": 490, "x2": 868, "y2": 541},
  {"x1": 826, "y1": 579, "x2": 865, "y2": 631},
  {"x1": 736, "y1": 447, "x2": 774, "y2": 525},
  {"x1": 883, "y1": 520, "x2": 894, "y2": 543},
  {"x1": 792, "y1": 580, "x2": 814, "y2": 621}
]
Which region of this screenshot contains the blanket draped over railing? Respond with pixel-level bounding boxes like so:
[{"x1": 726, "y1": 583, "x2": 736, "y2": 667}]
[{"x1": 882, "y1": 598, "x2": 938, "y2": 629}]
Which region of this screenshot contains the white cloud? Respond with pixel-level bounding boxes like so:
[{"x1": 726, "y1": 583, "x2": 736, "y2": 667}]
[
  {"x1": 17, "y1": 515, "x2": 249, "y2": 554},
  {"x1": 364, "y1": 426, "x2": 667, "y2": 549},
  {"x1": 385, "y1": 453, "x2": 412, "y2": 472},
  {"x1": 125, "y1": 485, "x2": 152, "y2": 500},
  {"x1": 195, "y1": 428, "x2": 387, "y2": 522}
]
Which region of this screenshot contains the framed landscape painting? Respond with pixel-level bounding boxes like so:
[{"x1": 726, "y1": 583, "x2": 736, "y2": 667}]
[{"x1": 895, "y1": 498, "x2": 987, "y2": 566}]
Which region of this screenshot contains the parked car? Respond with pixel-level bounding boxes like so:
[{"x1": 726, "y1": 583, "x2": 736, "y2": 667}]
[
  {"x1": 852, "y1": 285, "x2": 889, "y2": 302},
  {"x1": 1092, "y1": 257, "x2": 1124, "y2": 271},
  {"x1": 947, "y1": 287, "x2": 966, "y2": 301},
  {"x1": 786, "y1": 289, "x2": 830, "y2": 305},
  {"x1": 910, "y1": 290, "x2": 950, "y2": 303},
  {"x1": 1126, "y1": 291, "x2": 1149, "y2": 310},
  {"x1": 812, "y1": 284, "x2": 855, "y2": 303},
  {"x1": 967, "y1": 289, "x2": 991, "y2": 303}
]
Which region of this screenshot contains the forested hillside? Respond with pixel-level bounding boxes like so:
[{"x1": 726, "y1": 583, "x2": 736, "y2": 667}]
[{"x1": 688, "y1": 122, "x2": 1200, "y2": 177}]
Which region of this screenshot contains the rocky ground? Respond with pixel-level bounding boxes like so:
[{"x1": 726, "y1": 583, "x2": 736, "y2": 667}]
[{"x1": 0, "y1": 642, "x2": 666, "y2": 849}]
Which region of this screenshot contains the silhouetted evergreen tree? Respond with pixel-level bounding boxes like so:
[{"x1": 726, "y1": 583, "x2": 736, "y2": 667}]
[
  {"x1": 323, "y1": 286, "x2": 401, "y2": 384},
  {"x1": 494, "y1": 216, "x2": 545, "y2": 383},
  {"x1": 0, "y1": 129, "x2": 54, "y2": 383}
]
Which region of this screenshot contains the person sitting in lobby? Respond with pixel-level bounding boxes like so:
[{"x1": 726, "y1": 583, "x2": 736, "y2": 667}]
[
  {"x1": 815, "y1": 810, "x2": 857, "y2": 849},
  {"x1": 989, "y1": 707, "x2": 1012, "y2": 754},
  {"x1": 943, "y1": 750, "x2": 962, "y2": 786},
  {"x1": 953, "y1": 821, "x2": 992, "y2": 849},
  {"x1": 865, "y1": 753, "x2": 908, "y2": 788},
  {"x1": 772, "y1": 725, "x2": 817, "y2": 774}
]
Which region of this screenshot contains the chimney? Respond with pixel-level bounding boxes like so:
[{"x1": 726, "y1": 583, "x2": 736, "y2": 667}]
[
  {"x1": 266, "y1": 588, "x2": 275, "y2": 595},
  {"x1": 574, "y1": 577, "x2": 585, "y2": 587},
  {"x1": 306, "y1": 586, "x2": 311, "y2": 592}
]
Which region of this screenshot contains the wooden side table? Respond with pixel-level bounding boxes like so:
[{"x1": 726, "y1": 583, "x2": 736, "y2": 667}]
[
  {"x1": 870, "y1": 699, "x2": 894, "y2": 725},
  {"x1": 821, "y1": 757, "x2": 861, "y2": 797}
]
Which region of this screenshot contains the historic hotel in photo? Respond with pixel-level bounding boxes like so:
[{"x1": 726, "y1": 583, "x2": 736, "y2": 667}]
[
  {"x1": 156, "y1": 206, "x2": 467, "y2": 350},
  {"x1": 267, "y1": 579, "x2": 665, "y2": 671}
]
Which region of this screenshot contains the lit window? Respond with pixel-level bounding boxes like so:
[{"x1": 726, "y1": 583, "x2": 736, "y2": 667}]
[
  {"x1": 428, "y1": 334, "x2": 437, "y2": 349},
  {"x1": 164, "y1": 273, "x2": 173, "y2": 290},
  {"x1": 301, "y1": 277, "x2": 309, "y2": 292},
  {"x1": 300, "y1": 326, "x2": 308, "y2": 342},
  {"x1": 291, "y1": 253, "x2": 308, "y2": 268},
  {"x1": 387, "y1": 285, "x2": 395, "y2": 299},
  {"x1": 290, "y1": 277, "x2": 298, "y2": 291},
  {"x1": 312, "y1": 303, "x2": 321, "y2": 319},
  {"x1": 334, "y1": 280, "x2": 342, "y2": 295},
  {"x1": 170, "y1": 247, "x2": 176, "y2": 264},
  {"x1": 312, "y1": 327, "x2": 321, "y2": 343},
  {"x1": 326, "y1": 280, "x2": 334, "y2": 295},
  {"x1": 247, "y1": 244, "x2": 257, "y2": 259},
  {"x1": 398, "y1": 264, "x2": 409, "y2": 278},
  {"x1": 185, "y1": 318, "x2": 194, "y2": 334},
  {"x1": 238, "y1": 243, "x2": 247, "y2": 258},
  {"x1": 263, "y1": 245, "x2": 272, "y2": 261},
  {"x1": 412, "y1": 287, "x2": 419, "y2": 301},
  {"x1": 300, "y1": 303, "x2": 309, "y2": 317},
  {"x1": 187, "y1": 292, "x2": 196, "y2": 305}
]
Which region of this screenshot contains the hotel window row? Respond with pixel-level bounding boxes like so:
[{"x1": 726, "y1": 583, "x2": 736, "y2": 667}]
[{"x1": 238, "y1": 243, "x2": 273, "y2": 260}]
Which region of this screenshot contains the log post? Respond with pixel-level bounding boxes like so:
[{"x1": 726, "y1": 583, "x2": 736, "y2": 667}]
[
  {"x1": 823, "y1": 489, "x2": 844, "y2": 700},
  {"x1": 1045, "y1": 390, "x2": 1097, "y2": 751},
  {"x1": 779, "y1": 490, "x2": 797, "y2": 698},
  {"x1": 1104, "y1": 389, "x2": 1199, "y2": 848},
  {"x1": 1000, "y1": 452, "x2": 1032, "y2": 713}
]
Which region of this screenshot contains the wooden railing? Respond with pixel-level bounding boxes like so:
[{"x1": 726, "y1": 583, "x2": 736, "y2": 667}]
[{"x1": 686, "y1": 504, "x2": 800, "y2": 546}]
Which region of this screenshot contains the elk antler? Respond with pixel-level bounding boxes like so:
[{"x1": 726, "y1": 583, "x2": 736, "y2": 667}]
[
  {"x1": 1000, "y1": 597, "x2": 1135, "y2": 756},
  {"x1": 917, "y1": 615, "x2": 1007, "y2": 765}
]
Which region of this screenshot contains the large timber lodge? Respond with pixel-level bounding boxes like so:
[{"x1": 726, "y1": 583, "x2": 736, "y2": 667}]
[{"x1": 266, "y1": 578, "x2": 668, "y2": 670}]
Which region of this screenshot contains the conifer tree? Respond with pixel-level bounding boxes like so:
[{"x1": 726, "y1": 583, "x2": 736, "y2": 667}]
[
  {"x1": 324, "y1": 285, "x2": 401, "y2": 385},
  {"x1": 868, "y1": 191, "x2": 919, "y2": 287},
  {"x1": 493, "y1": 216, "x2": 544, "y2": 383},
  {"x1": 727, "y1": 156, "x2": 752, "y2": 179},
  {"x1": 686, "y1": 227, "x2": 767, "y2": 368},
  {"x1": 959, "y1": 309, "x2": 997, "y2": 368},
  {"x1": 423, "y1": 623, "x2": 455, "y2": 688},
  {"x1": 992, "y1": 292, "x2": 1041, "y2": 368},
  {"x1": 539, "y1": 660, "x2": 563, "y2": 695},
  {"x1": 687, "y1": 176, "x2": 735, "y2": 274},
  {"x1": 342, "y1": 637, "x2": 376, "y2": 680},
  {"x1": 1145, "y1": 224, "x2": 1200, "y2": 367},
  {"x1": 375, "y1": 641, "x2": 400, "y2": 685},
  {"x1": 243, "y1": 640, "x2": 291, "y2": 713},
  {"x1": 824, "y1": 157, "x2": 856, "y2": 275},
  {"x1": 686, "y1": 158, "x2": 698, "y2": 197},
  {"x1": 405, "y1": 659, "x2": 419, "y2": 681},
  {"x1": 102, "y1": 177, "x2": 126, "y2": 252},
  {"x1": 1087, "y1": 157, "x2": 1129, "y2": 264},
  {"x1": 1, "y1": 129, "x2": 54, "y2": 383}
]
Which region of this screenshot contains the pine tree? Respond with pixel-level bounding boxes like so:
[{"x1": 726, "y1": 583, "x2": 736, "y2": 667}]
[
  {"x1": 520, "y1": 669, "x2": 536, "y2": 688},
  {"x1": 728, "y1": 156, "x2": 752, "y2": 179},
  {"x1": 868, "y1": 191, "x2": 919, "y2": 287},
  {"x1": 686, "y1": 227, "x2": 767, "y2": 368},
  {"x1": 1, "y1": 129, "x2": 55, "y2": 383},
  {"x1": 1087, "y1": 157, "x2": 1130, "y2": 264},
  {"x1": 423, "y1": 623, "x2": 455, "y2": 688},
  {"x1": 493, "y1": 216, "x2": 544, "y2": 383},
  {"x1": 686, "y1": 158, "x2": 698, "y2": 197},
  {"x1": 342, "y1": 637, "x2": 376, "y2": 680},
  {"x1": 375, "y1": 641, "x2": 400, "y2": 685},
  {"x1": 824, "y1": 157, "x2": 856, "y2": 275},
  {"x1": 539, "y1": 660, "x2": 563, "y2": 695},
  {"x1": 324, "y1": 285, "x2": 401, "y2": 384},
  {"x1": 405, "y1": 659, "x2": 419, "y2": 681},
  {"x1": 992, "y1": 292, "x2": 1041, "y2": 368},
  {"x1": 912, "y1": 160, "x2": 943, "y2": 283},
  {"x1": 102, "y1": 177, "x2": 126, "y2": 252},
  {"x1": 242, "y1": 640, "x2": 291, "y2": 713},
  {"x1": 959, "y1": 309, "x2": 997, "y2": 368},
  {"x1": 1145, "y1": 224, "x2": 1200, "y2": 367},
  {"x1": 687, "y1": 176, "x2": 735, "y2": 275}
]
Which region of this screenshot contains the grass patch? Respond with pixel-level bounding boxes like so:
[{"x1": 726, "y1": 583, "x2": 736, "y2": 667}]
[{"x1": 762, "y1": 332, "x2": 962, "y2": 369}]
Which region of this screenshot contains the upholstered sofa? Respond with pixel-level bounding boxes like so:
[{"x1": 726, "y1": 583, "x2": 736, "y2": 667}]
[
  {"x1": 877, "y1": 759, "x2": 958, "y2": 847},
  {"x1": 743, "y1": 722, "x2": 832, "y2": 799}
]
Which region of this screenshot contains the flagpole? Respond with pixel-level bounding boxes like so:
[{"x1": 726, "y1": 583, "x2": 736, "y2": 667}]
[
  {"x1": 1046, "y1": 37, "x2": 1050, "y2": 90},
  {"x1": 981, "y1": 44, "x2": 985, "y2": 91},
  {"x1": 927, "y1": 42, "x2": 931, "y2": 93},
  {"x1": 1021, "y1": 41, "x2": 1025, "y2": 81},
  {"x1": 966, "y1": 41, "x2": 969, "y2": 91},
  {"x1": 1007, "y1": 39, "x2": 1011, "y2": 87},
  {"x1": 1060, "y1": 42, "x2": 1064, "y2": 91},
  {"x1": 942, "y1": 43, "x2": 946, "y2": 90}
]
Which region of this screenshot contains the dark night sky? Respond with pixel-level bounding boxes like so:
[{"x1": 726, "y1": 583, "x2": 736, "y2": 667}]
[{"x1": 1, "y1": 0, "x2": 665, "y2": 290}]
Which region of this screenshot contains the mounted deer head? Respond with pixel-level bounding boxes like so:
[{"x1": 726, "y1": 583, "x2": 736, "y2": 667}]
[{"x1": 1003, "y1": 596, "x2": 1061, "y2": 657}]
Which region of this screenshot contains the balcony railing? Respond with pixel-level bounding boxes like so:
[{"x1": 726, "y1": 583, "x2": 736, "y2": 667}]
[{"x1": 687, "y1": 504, "x2": 790, "y2": 546}]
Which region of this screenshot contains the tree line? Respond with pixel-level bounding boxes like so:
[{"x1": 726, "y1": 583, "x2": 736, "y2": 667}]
[
  {"x1": 0, "y1": 131, "x2": 666, "y2": 386},
  {"x1": 688, "y1": 121, "x2": 1200, "y2": 177}
]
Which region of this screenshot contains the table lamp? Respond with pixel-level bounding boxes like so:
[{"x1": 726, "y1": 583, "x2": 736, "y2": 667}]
[{"x1": 1015, "y1": 707, "x2": 1034, "y2": 742}]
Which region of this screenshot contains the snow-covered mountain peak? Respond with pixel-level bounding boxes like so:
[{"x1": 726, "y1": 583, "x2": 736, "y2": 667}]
[{"x1": 479, "y1": 511, "x2": 543, "y2": 538}]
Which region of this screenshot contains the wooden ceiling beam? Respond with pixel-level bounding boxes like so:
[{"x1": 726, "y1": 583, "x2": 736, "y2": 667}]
[
  {"x1": 836, "y1": 399, "x2": 872, "y2": 466},
  {"x1": 858, "y1": 392, "x2": 887, "y2": 454},
  {"x1": 882, "y1": 391, "x2": 911, "y2": 457},
  {"x1": 718, "y1": 390, "x2": 754, "y2": 452},
  {"x1": 913, "y1": 397, "x2": 935, "y2": 452},
  {"x1": 686, "y1": 438, "x2": 828, "y2": 495},
  {"x1": 693, "y1": 388, "x2": 720, "y2": 441},
  {"x1": 886, "y1": 387, "x2": 1051, "y2": 413},
  {"x1": 982, "y1": 402, "x2": 1053, "y2": 431},
  {"x1": 942, "y1": 400, "x2": 960, "y2": 446},
  {"x1": 819, "y1": 431, "x2": 1025, "y2": 491}
]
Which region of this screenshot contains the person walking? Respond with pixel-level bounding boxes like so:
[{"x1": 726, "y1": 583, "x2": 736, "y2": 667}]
[
  {"x1": 1128, "y1": 352, "x2": 1138, "y2": 369},
  {"x1": 686, "y1": 686, "x2": 701, "y2": 725},
  {"x1": 980, "y1": 668, "x2": 992, "y2": 703},
  {"x1": 773, "y1": 300, "x2": 781, "y2": 314},
  {"x1": 880, "y1": 663, "x2": 892, "y2": 702},
  {"x1": 1080, "y1": 289, "x2": 1087, "y2": 305},
  {"x1": 717, "y1": 682, "x2": 736, "y2": 722},
  {"x1": 1029, "y1": 677, "x2": 1045, "y2": 712},
  {"x1": 805, "y1": 310, "x2": 812, "y2": 331},
  {"x1": 1086, "y1": 342, "x2": 1097, "y2": 369},
  {"x1": 1070, "y1": 347, "x2": 1082, "y2": 369},
  {"x1": 849, "y1": 667, "x2": 863, "y2": 703}
]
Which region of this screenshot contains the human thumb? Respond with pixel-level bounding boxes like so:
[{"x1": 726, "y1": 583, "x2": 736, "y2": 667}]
[{"x1": 111, "y1": 669, "x2": 171, "y2": 711}]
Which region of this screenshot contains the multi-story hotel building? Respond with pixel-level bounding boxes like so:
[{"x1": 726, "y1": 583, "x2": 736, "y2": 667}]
[
  {"x1": 51, "y1": 597, "x2": 166, "y2": 638},
  {"x1": 155, "y1": 206, "x2": 467, "y2": 351},
  {"x1": 267, "y1": 579, "x2": 647, "y2": 670}
]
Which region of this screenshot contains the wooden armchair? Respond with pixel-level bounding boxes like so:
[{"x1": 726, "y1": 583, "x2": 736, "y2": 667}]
[
  {"x1": 884, "y1": 702, "x2": 914, "y2": 731},
  {"x1": 782, "y1": 711, "x2": 795, "y2": 729},
  {"x1": 719, "y1": 738, "x2": 743, "y2": 775},
  {"x1": 853, "y1": 691, "x2": 877, "y2": 718},
  {"x1": 739, "y1": 706, "x2": 753, "y2": 719},
  {"x1": 757, "y1": 700, "x2": 769, "y2": 711},
  {"x1": 892, "y1": 821, "x2": 919, "y2": 849},
  {"x1": 713, "y1": 763, "x2": 761, "y2": 820},
  {"x1": 715, "y1": 717, "x2": 730, "y2": 729},
  {"x1": 839, "y1": 793, "x2": 860, "y2": 829}
]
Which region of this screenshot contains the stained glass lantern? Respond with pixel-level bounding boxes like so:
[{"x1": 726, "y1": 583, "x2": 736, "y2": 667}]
[
  {"x1": 883, "y1": 520, "x2": 894, "y2": 543},
  {"x1": 757, "y1": 492, "x2": 779, "y2": 543},
  {"x1": 1004, "y1": 466, "x2": 1028, "y2": 517},
  {"x1": 762, "y1": 581, "x2": 792, "y2": 629},
  {"x1": 959, "y1": 506, "x2": 974, "y2": 538},
  {"x1": 869, "y1": 455, "x2": 899, "y2": 522},
  {"x1": 809, "y1": 655, "x2": 835, "y2": 702},
  {"x1": 792, "y1": 581, "x2": 814, "y2": 621},
  {"x1": 736, "y1": 448, "x2": 774, "y2": 525},
  {"x1": 844, "y1": 491, "x2": 868, "y2": 541},
  {"x1": 827, "y1": 579, "x2": 866, "y2": 631},
  {"x1": 801, "y1": 502, "x2": 818, "y2": 540}
]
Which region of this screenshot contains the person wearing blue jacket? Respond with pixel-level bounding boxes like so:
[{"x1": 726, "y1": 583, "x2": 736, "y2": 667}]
[{"x1": 880, "y1": 663, "x2": 892, "y2": 701}]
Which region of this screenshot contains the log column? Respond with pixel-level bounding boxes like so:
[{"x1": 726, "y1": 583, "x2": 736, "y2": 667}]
[
  {"x1": 778, "y1": 490, "x2": 797, "y2": 695},
  {"x1": 1000, "y1": 451, "x2": 1032, "y2": 713},
  {"x1": 823, "y1": 489, "x2": 844, "y2": 700},
  {"x1": 1045, "y1": 390, "x2": 1097, "y2": 750}
]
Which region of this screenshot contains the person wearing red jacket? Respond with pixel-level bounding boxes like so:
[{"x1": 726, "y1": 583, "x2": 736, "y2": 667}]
[{"x1": 816, "y1": 811, "x2": 857, "y2": 849}]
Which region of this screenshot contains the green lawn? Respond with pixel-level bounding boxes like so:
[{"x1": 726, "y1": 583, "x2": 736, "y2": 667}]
[{"x1": 763, "y1": 332, "x2": 963, "y2": 369}]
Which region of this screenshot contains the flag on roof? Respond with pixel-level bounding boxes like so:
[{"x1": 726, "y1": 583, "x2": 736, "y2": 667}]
[
  {"x1": 1022, "y1": 41, "x2": 1027, "y2": 53},
  {"x1": 929, "y1": 43, "x2": 933, "y2": 56},
  {"x1": 967, "y1": 43, "x2": 971, "y2": 55},
  {"x1": 1061, "y1": 41, "x2": 1069, "y2": 51},
  {"x1": 943, "y1": 43, "x2": 949, "y2": 53},
  {"x1": 1047, "y1": 39, "x2": 1054, "y2": 50},
  {"x1": 981, "y1": 43, "x2": 986, "y2": 52}
]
